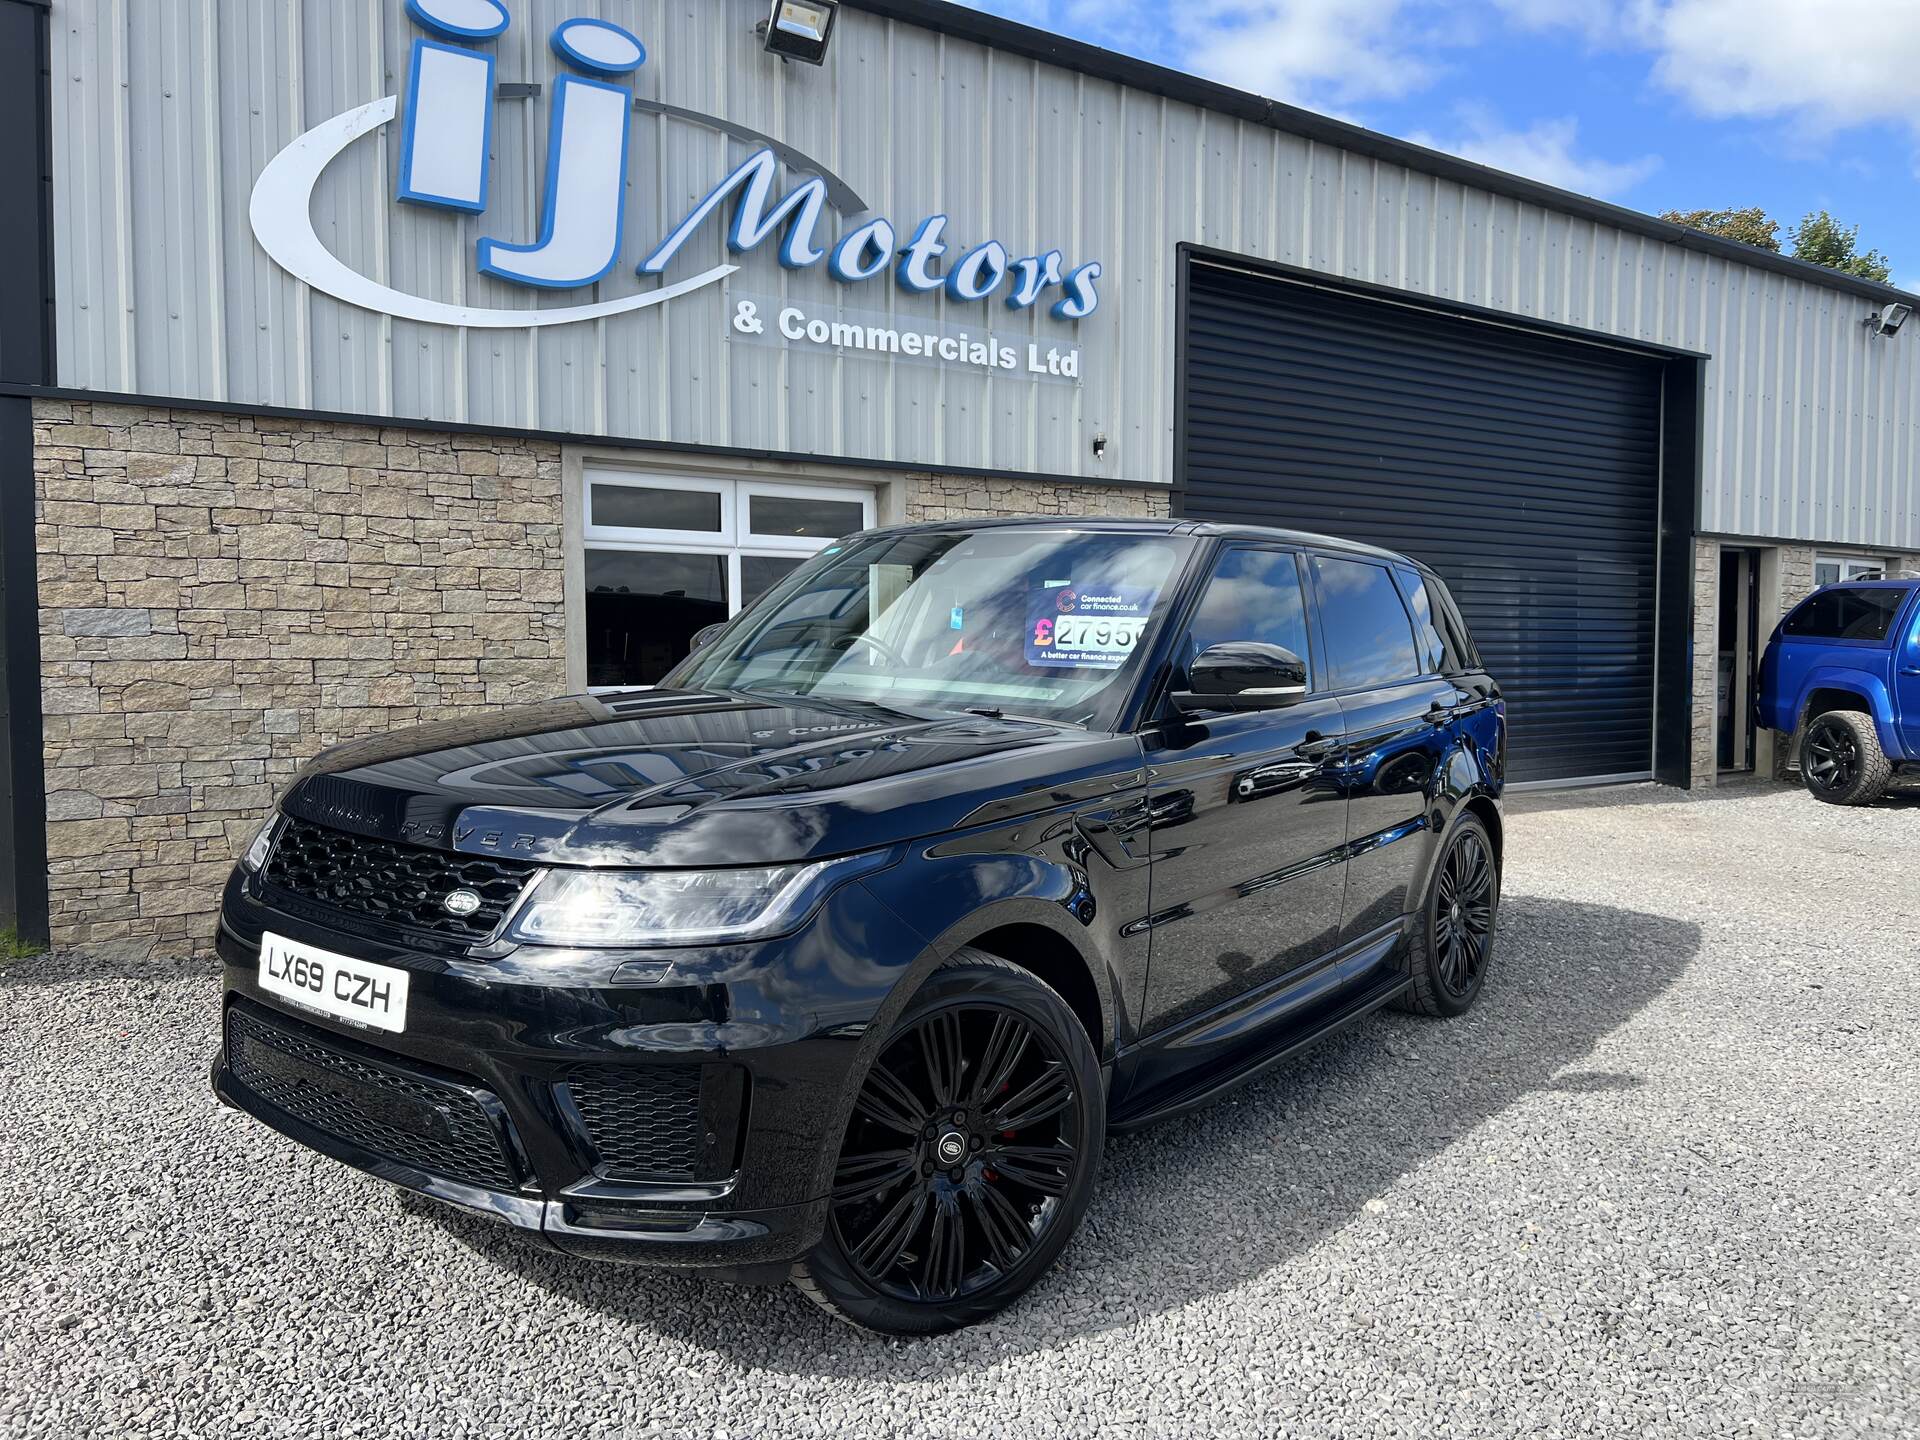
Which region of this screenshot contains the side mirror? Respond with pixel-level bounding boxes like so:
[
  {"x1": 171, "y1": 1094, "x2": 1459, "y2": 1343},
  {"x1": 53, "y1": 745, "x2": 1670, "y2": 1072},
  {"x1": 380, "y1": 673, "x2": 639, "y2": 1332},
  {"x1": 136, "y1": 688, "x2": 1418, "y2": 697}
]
[
  {"x1": 1173, "y1": 642, "x2": 1310, "y2": 714},
  {"x1": 689, "y1": 622, "x2": 729, "y2": 652}
]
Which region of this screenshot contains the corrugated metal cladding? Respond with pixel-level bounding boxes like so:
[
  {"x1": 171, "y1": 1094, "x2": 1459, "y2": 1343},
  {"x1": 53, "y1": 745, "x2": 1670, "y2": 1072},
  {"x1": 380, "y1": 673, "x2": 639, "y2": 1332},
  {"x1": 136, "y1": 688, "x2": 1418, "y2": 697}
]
[
  {"x1": 1181, "y1": 263, "x2": 1663, "y2": 785},
  {"x1": 46, "y1": 0, "x2": 1920, "y2": 549}
]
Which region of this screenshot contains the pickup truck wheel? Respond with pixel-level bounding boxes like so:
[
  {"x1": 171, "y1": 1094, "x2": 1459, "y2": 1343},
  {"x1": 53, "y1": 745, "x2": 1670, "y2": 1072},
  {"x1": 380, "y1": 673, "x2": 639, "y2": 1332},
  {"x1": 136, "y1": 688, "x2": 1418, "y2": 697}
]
[{"x1": 1802, "y1": 710, "x2": 1892, "y2": 806}]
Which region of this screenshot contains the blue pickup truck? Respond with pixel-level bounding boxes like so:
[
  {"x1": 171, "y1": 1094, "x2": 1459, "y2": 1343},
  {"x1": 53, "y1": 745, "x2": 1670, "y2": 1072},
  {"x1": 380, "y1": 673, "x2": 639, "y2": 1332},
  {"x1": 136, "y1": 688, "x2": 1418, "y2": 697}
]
[{"x1": 1757, "y1": 579, "x2": 1920, "y2": 805}]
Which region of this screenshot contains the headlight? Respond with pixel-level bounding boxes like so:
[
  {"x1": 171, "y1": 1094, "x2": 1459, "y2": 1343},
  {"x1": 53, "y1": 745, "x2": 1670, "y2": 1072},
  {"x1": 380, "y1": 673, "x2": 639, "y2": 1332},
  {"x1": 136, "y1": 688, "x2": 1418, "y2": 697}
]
[
  {"x1": 241, "y1": 814, "x2": 280, "y2": 873},
  {"x1": 506, "y1": 855, "x2": 886, "y2": 948}
]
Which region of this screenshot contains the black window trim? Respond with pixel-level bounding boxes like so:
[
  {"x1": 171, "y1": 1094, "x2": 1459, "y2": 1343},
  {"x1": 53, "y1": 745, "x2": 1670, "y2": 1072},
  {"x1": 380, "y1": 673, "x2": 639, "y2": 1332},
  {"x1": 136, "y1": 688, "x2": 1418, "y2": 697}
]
[{"x1": 1304, "y1": 549, "x2": 1429, "y2": 698}]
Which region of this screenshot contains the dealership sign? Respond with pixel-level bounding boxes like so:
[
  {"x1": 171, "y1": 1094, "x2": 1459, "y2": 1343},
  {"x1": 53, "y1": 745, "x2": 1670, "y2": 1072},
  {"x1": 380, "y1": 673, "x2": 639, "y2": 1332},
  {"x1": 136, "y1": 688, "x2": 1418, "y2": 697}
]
[
  {"x1": 729, "y1": 293, "x2": 1084, "y2": 383},
  {"x1": 249, "y1": 0, "x2": 1104, "y2": 346}
]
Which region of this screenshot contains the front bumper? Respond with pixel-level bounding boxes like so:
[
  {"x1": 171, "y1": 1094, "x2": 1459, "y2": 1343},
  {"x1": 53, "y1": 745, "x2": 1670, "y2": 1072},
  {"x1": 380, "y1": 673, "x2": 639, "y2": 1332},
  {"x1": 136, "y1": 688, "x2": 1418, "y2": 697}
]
[{"x1": 210, "y1": 867, "x2": 926, "y2": 1272}]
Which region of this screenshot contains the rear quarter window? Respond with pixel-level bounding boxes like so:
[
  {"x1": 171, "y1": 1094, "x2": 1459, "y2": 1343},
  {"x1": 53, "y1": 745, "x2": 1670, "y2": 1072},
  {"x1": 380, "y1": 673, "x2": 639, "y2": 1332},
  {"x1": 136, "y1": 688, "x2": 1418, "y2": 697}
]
[
  {"x1": 1395, "y1": 566, "x2": 1478, "y2": 674},
  {"x1": 1782, "y1": 588, "x2": 1912, "y2": 643}
]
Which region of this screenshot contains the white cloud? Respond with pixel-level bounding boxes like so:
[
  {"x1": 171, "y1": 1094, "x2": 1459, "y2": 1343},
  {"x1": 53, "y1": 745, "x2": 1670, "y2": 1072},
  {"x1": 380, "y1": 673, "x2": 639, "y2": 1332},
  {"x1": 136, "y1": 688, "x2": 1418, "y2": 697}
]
[
  {"x1": 1490, "y1": 0, "x2": 1636, "y2": 45},
  {"x1": 1408, "y1": 107, "x2": 1663, "y2": 198},
  {"x1": 1632, "y1": 0, "x2": 1920, "y2": 136},
  {"x1": 951, "y1": 0, "x2": 1458, "y2": 108},
  {"x1": 1169, "y1": 0, "x2": 1446, "y2": 108}
]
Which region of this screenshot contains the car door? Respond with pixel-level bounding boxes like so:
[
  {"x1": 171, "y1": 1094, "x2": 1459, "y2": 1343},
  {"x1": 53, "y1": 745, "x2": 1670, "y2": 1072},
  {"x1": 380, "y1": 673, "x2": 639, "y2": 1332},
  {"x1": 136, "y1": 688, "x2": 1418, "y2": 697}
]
[
  {"x1": 1897, "y1": 590, "x2": 1920, "y2": 756},
  {"x1": 1136, "y1": 546, "x2": 1350, "y2": 1036},
  {"x1": 1307, "y1": 553, "x2": 1459, "y2": 943}
]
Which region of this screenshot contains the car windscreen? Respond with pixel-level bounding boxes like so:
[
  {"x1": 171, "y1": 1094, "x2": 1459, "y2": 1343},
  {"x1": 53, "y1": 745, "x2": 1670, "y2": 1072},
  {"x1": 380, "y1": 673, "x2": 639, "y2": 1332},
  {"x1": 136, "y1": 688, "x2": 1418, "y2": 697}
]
[
  {"x1": 1782, "y1": 586, "x2": 1913, "y2": 643},
  {"x1": 668, "y1": 529, "x2": 1194, "y2": 727}
]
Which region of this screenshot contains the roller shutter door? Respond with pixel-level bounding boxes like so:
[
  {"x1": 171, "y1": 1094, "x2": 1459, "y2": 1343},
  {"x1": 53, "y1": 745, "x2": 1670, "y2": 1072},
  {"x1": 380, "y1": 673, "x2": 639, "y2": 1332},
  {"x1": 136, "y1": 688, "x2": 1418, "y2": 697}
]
[{"x1": 1178, "y1": 262, "x2": 1665, "y2": 785}]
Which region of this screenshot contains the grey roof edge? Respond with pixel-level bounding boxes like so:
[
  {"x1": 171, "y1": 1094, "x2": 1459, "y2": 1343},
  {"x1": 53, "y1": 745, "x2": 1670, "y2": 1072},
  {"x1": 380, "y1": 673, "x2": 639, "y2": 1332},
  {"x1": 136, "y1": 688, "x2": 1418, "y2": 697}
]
[{"x1": 845, "y1": 0, "x2": 1920, "y2": 308}]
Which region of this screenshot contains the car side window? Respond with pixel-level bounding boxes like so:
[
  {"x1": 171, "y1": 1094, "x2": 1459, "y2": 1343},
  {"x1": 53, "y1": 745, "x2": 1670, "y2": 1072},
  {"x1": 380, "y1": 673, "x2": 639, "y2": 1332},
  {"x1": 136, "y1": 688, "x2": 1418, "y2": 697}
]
[
  {"x1": 1394, "y1": 566, "x2": 1458, "y2": 675},
  {"x1": 1313, "y1": 555, "x2": 1422, "y2": 691},
  {"x1": 1184, "y1": 548, "x2": 1314, "y2": 684},
  {"x1": 1783, "y1": 587, "x2": 1910, "y2": 642}
]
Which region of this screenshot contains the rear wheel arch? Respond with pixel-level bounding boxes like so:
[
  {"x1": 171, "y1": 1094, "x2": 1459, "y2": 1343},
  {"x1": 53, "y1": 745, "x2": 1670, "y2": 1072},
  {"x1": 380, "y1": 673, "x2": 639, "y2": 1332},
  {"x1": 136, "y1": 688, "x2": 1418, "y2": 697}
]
[
  {"x1": 1801, "y1": 685, "x2": 1875, "y2": 726},
  {"x1": 1415, "y1": 790, "x2": 1503, "y2": 903},
  {"x1": 1459, "y1": 794, "x2": 1503, "y2": 866}
]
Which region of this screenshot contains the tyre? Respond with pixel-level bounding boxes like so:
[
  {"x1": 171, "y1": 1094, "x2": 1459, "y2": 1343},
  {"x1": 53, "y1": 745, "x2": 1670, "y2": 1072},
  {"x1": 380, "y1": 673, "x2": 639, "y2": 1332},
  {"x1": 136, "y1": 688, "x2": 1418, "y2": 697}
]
[
  {"x1": 1802, "y1": 710, "x2": 1892, "y2": 806},
  {"x1": 792, "y1": 948, "x2": 1105, "y2": 1334},
  {"x1": 1396, "y1": 814, "x2": 1500, "y2": 1018}
]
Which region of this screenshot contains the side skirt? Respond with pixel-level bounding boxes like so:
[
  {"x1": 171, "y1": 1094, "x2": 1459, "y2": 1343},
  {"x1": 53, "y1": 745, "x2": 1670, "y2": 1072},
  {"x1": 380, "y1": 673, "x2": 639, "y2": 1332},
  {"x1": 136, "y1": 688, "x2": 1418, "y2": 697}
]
[
  {"x1": 1109, "y1": 975, "x2": 1409, "y2": 1133},
  {"x1": 1108, "y1": 923, "x2": 1410, "y2": 1133}
]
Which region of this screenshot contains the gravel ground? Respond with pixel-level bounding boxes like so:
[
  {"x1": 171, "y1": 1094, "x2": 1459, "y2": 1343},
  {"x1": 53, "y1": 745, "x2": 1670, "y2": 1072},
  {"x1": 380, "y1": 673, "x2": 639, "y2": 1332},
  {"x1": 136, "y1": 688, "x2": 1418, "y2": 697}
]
[{"x1": 3, "y1": 780, "x2": 1916, "y2": 1439}]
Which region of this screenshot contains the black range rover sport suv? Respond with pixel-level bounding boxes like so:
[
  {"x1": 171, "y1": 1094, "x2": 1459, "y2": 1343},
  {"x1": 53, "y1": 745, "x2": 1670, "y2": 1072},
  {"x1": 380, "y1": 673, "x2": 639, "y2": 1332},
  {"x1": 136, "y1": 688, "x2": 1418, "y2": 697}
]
[{"x1": 212, "y1": 519, "x2": 1506, "y2": 1333}]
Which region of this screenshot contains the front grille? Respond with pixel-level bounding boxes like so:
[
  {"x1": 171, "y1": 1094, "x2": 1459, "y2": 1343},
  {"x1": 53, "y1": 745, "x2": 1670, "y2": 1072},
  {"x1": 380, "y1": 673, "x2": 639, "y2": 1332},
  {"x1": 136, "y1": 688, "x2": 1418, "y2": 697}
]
[
  {"x1": 261, "y1": 817, "x2": 535, "y2": 942},
  {"x1": 566, "y1": 1065, "x2": 706, "y2": 1180},
  {"x1": 226, "y1": 1004, "x2": 519, "y2": 1191}
]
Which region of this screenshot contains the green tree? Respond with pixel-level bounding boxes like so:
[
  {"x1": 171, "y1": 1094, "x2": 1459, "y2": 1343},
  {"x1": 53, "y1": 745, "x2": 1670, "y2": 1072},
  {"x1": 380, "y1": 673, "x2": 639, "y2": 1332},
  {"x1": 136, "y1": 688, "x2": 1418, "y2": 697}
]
[
  {"x1": 1788, "y1": 210, "x2": 1894, "y2": 284},
  {"x1": 1660, "y1": 206, "x2": 1782, "y2": 252}
]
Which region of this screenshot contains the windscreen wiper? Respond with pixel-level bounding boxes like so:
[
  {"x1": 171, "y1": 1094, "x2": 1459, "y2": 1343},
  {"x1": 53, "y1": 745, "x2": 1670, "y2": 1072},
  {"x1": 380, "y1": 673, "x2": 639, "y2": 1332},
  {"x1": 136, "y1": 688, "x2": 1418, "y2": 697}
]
[{"x1": 963, "y1": 707, "x2": 1081, "y2": 726}]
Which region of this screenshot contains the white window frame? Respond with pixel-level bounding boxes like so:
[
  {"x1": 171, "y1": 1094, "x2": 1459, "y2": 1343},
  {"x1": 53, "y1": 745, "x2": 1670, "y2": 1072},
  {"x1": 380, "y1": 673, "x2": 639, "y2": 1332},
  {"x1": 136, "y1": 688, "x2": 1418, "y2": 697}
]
[
  {"x1": 584, "y1": 472, "x2": 735, "y2": 548},
  {"x1": 1814, "y1": 554, "x2": 1887, "y2": 587},
  {"x1": 572, "y1": 467, "x2": 878, "y2": 692}
]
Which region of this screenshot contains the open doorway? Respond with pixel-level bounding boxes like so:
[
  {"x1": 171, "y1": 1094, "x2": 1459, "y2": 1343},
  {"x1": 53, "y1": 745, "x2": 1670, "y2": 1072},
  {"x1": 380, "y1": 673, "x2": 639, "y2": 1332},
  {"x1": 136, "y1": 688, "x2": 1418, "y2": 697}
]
[{"x1": 1717, "y1": 548, "x2": 1763, "y2": 773}]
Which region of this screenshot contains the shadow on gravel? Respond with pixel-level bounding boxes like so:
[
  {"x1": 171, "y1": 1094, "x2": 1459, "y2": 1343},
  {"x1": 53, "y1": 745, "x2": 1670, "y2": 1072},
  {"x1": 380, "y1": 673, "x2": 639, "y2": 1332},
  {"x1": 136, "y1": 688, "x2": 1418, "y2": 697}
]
[
  {"x1": 1860, "y1": 790, "x2": 1920, "y2": 810},
  {"x1": 408, "y1": 895, "x2": 1699, "y2": 1373},
  {"x1": 1507, "y1": 775, "x2": 1920, "y2": 817},
  {"x1": 1505, "y1": 778, "x2": 1787, "y2": 815}
]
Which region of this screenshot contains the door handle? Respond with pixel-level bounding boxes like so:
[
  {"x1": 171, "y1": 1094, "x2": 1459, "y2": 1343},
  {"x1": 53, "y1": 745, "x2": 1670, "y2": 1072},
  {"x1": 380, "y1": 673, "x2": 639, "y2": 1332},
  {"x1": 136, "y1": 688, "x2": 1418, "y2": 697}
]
[
  {"x1": 1426, "y1": 700, "x2": 1459, "y2": 722},
  {"x1": 1295, "y1": 730, "x2": 1334, "y2": 762},
  {"x1": 1903, "y1": 667, "x2": 1920, "y2": 677}
]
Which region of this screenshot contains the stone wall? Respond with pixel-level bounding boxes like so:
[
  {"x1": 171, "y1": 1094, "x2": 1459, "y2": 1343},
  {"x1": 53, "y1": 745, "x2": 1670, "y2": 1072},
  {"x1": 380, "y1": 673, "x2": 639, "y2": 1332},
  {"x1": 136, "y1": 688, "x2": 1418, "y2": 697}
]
[
  {"x1": 1690, "y1": 538, "x2": 1720, "y2": 787},
  {"x1": 33, "y1": 401, "x2": 570, "y2": 951},
  {"x1": 905, "y1": 474, "x2": 1171, "y2": 524}
]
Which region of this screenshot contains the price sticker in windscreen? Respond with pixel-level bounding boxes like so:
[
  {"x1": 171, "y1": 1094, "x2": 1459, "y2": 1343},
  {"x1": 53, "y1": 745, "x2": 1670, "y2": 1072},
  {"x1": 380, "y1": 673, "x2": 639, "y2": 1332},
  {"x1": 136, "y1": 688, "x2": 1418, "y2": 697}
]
[{"x1": 1026, "y1": 584, "x2": 1156, "y2": 669}]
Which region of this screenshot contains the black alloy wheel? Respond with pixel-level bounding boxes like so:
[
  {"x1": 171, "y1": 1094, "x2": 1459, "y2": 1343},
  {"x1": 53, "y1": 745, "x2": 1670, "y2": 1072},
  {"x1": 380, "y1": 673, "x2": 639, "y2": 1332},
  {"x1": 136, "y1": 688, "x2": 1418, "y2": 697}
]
[
  {"x1": 1432, "y1": 828, "x2": 1496, "y2": 998},
  {"x1": 793, "y1": 951, "x2": 1104, "y2": 1333},
  {"x1": 1803, "y1": 715, "x2": 1863, "y2": 796},
  {"x1": 1801, "y1": 710, "x2": 1893, "y2": 806},
  {"x1": 1397, "y1": 814, "x2": 1501, "y2": 1017}
]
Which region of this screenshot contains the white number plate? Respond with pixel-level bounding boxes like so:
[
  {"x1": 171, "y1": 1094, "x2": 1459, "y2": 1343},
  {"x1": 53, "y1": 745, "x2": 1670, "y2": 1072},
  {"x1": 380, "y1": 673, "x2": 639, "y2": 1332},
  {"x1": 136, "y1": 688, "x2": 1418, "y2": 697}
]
[{"x1": 258, "y1": 932, "x2": 411, "y2": 1034}]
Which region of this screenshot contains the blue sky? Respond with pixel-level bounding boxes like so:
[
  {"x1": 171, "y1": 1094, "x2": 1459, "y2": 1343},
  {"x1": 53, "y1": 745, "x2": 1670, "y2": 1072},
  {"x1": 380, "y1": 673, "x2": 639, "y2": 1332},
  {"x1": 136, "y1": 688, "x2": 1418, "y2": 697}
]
[{"x1": 955, "y1": 0, "x2": 1920, "y2": 288}]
